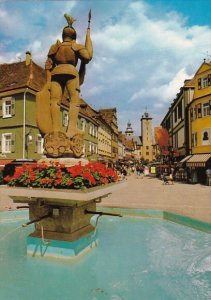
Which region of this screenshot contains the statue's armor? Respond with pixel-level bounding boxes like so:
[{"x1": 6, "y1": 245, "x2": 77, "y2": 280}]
[
  {"x1": 46, "y1": 40, "x2": 85, "y2": 77},
  {"x1": 54, "y1": 42, "x2": 78, "y2": 66}
]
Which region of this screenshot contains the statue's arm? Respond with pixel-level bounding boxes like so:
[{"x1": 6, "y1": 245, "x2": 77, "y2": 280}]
[
  {"x1": 85, "y1": 28, "x2": 93, "y2": 60},
  {"x1": 45, "y1": 57, "x2": 53, "y2": 89},
  {"x1": 72, "y1": 29, "x2": 93, "y2": 64},
  {"x1": 78, "y1": 48, "x2": 91, "y2": 63}
]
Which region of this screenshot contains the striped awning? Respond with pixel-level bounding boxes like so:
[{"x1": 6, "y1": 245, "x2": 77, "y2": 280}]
[
  {"x1": 186, "y1": 154, "x2": 211, "y2": 167},
  {"x1": 178, "y1": 155, "x2": 192, "y2": 165}
]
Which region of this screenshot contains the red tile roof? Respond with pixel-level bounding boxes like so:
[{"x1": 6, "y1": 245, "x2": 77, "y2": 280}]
[{"x1": 0, "y1": 60, "x2": 46, "y2": 92}]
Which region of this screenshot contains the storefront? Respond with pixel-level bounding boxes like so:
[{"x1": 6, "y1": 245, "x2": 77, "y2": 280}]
[
  {"x1": 175, "y1": 155, "x2": 192, "y2": 182},
  {"x1": 186, "y1": 154, "x2": 211, "y2": 185}
]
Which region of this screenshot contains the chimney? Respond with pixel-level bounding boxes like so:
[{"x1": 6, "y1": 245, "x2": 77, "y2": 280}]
[{"x1": 25, "y1": 51, "x2": 31, "y2": 66}]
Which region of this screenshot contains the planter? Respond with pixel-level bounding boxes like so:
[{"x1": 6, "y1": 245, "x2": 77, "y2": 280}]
[{"x1": 7, "y1": 182, "x2": 121, "y2": 206}]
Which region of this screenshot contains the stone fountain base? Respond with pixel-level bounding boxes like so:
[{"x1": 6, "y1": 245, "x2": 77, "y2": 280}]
[
  {"x1": 27, "y1": 230, "x2": 98, "y2": 258},
  {"x1": 26, "y1": 200, "x2": 97, "y2": 258},
  {"x1": 7, "y1": 182, "x2": 120, "y2": 258}
]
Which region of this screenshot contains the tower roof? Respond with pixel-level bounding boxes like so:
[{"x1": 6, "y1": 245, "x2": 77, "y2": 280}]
[
  {"x1": 141, "y1": 112, "x2": 152, "y2": 120},
  {"x1": 125, "y1": 120, "x2": 134, "y2": 136}
]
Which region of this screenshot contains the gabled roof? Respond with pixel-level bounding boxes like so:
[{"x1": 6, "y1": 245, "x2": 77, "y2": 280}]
[
  {"x1": 79, "y1": 98, "x2": 98, "y2": 124},
  {"x1": 99, "y1": 108, "x2": 117, "y2": 123},
  {"x1": 184, "y1": 77, "x2": 195, "y2": 87},
  {"x1": 124, "y1": 139, "x2": 135, "y2": 150},
  {"x1": 132, "y1": 135, "x2": 142, "y2": 146},
  {"x1": 0, "y1": 60, "x2": 46, "y2": 92},
  {"x1": 194, "y1": 60, "x2": 211, "y2": 76}
]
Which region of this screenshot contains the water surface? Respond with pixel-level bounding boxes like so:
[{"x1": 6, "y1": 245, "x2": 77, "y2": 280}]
[{"x1": 0, "y1": 212, "x2": 210, "y2": 300}]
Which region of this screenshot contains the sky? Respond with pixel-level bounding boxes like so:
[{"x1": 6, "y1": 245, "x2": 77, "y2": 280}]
[{"x1": 0, "y1": 0, "x2": 211, "y2": 135}]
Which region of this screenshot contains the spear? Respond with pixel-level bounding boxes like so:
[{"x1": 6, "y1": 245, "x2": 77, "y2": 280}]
[
  {"x1": 88, "y1": 9, "x2": 91, "y2": 30},
  {"x1": 79, "y1": 9, "x2": 92, "y2": 86}
]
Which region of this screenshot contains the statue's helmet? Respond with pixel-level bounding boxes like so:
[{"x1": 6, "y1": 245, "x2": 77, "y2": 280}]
[{"x1": 62, "y1": 26, "x2": 77, "y2": 40}]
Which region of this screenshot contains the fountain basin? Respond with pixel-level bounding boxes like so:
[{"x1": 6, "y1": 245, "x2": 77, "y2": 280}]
[{"x1": 0, "y1": 209, "x2": 210, "y2": 300}]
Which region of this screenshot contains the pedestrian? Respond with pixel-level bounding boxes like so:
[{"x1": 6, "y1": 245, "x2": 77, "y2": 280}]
[
  {"x1": 136, "y1": 165, "x2": 140, "y2": 177},
  {"x1": 169, "y1": 173, "x2": 174, "y2": 184}
]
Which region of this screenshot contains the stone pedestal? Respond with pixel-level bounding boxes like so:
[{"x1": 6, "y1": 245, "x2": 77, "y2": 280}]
[
  {"x1": 25, "y1": 199, "x2": 97, "y2": 258},
  {"x1": 7, "y1": 183, "x2": 119, "y2": 258}
]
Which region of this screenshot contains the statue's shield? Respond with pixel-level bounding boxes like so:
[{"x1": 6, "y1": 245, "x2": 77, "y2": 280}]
[{"x1": 36, "y1": 84, "x2": 53, "y2": 135}]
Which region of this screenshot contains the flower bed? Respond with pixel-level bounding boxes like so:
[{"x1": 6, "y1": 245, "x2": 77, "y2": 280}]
[{"x1": 4, "y1": 161, "x2": 118, "y2": 190}]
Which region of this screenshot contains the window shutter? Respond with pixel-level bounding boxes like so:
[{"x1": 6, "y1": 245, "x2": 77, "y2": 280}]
[
  {"x1": 194, "y1": 106, "x2": 197, "y2": 119},
  {"x1": 34, "y1": 134, "x2": 38, "y2": 153},
  {"x1": 0, "y1": 134, "x2": 2, "y2": 153},
  {"x1": 209, "y1": 100, "x2": 211, "y2": 115},
  {"x1": 208, "y1": 74, "x2": 211, "y2": 86},
  {"x1": 11, "y1": 133, "x2": 15, "y2": 153},
  {"x1": 198, "y1": 78, "x2": 201, "y2": 90},
  {"x1": 198, "y1": 103, "x2": 202, "y2": 118},
  {"x1": 11, "y1": 98, "x2": 15, "y2": 116},
  {"x1": 0, "y1": 99, "x2": 2, "y2": 117},
  {"x1": 190, "y1": 108, "x2": 193, "y2": 121}
]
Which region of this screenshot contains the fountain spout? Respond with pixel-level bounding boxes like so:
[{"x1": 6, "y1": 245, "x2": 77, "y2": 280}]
[
  {"x1": 85, "y1": 209, "x2": 122, "y2": 218},
  {"x1": 17, "y1": 206, "x2": 29, "y2": 209},
  {"x1": 22, "y1": 213, "x2": 51, "y2": 227}
]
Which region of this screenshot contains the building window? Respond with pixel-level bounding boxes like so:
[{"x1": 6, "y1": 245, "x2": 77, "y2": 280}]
[
  {"x1": 2, "y1": 133, "x2": 12, "y2": 153},
  {"x1": 63, "y1": 111, "x2": 68, "y2": 127},
  {"x1": 89, "y1": 141, "x2": 92, "y2": 153},
  {"x1": 174, "y1": 109, "x2": 177, "y2": 123},
  {"x1": 201, "y1": 129, "x2": 210, "y2": 145},
  {"x1": 36, "y1": 134, "x2": 44, "y2": 154},
  {"x1": 81, "y1": 119, "x2": 86, "y2": 131},
  {"x1": 202, "y1": 103, "x2": 209, "y2": 117},
  {"x1": 191, "y1": 132, "x2": 197, "y2": 147},
  {"x1": 94, "y1": 126, "x2": 98, "y2": 138},
  {"x1": 2, "y1": 97, "x2": 14, "y2": 118},
  {"x1": 201, "y1": 76, "x2": 209, "y2": 88},
  {"x1": 193, "y1": 106, "x2": 197, "y2": 120},
  {"x1": 165, "y1": 118, "x2": 170, "y2": 130},
  {"x1": 178, "y1": 101, "x2": 182, "y2": 119},
  {"x1": 197, "y1": 103, "x2": 202, "y2": 118},
  {"x1": 89, "y1": 124, "x2": 93, "y2": 136}
]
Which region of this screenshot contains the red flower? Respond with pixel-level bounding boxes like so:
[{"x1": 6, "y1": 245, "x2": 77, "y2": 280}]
[
  {"x1": 55, "y1": 179, "x2": 62, "y2": 185},
  {"x1": 100, "y1": 177, "x2": 108, "y2": 184},
  {"x1": 68, "y1": 179, "x2": 73, "y2": 186},
  {"x1": 67, "y1": 164, "x2": 83, "y2": 177},
  {"x1": 4, "y1": 175, "x2": 11, "y2": 182},
  {"x1": 56, "y1": 171, "x2": 62, "y2": 179},
  {"x1": 82, "y1": 171, "x2": 96, "y2": 185}
]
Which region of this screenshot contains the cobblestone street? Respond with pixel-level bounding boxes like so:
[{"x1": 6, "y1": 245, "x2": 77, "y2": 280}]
[{"x1": 98, "y1": 174, "x2": 211, "y2": 223}]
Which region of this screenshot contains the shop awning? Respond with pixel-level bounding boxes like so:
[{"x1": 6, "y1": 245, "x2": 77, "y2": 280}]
[
  {"x1": 186, "y1": 154, "x2": 211, "y2": 167},
  {"x1": 177, "y1": 155, "x2": 192, "y2": 166}
]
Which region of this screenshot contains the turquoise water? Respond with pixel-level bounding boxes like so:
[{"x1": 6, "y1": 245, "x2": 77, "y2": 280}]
[{"x1": 0, "y1": 212, "x2": 211, "y2": 300}]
